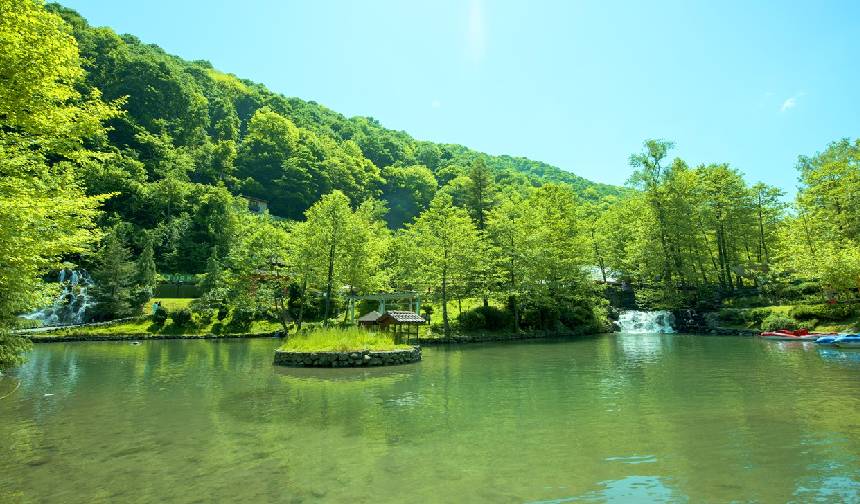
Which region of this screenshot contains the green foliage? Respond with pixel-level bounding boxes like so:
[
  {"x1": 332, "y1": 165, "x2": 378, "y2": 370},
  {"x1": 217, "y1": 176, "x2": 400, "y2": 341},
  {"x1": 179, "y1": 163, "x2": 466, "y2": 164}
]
[
  {"x1": 744, "y1": 308, "x2": 774, "y2": 325},
  {"x1": 278, "y1": 328, "x2": 408, "y2": 352},
  {"x1": 0, "y1": 0, "x2": 116, "y2": 367},
  {"x1": 229, "y1": 306, "x2": 256, "y2": 330},
  {"x1": 393, "y1": 193, "x2": 486, "y2": 336},
  {"x1": 457, "y1": 306, "x2": 512, "y2": 331},
  {"x1": 89, "y1": 230, "x2": 140, "y2": 319},
  {"x1": 761, "y1": 314, "x2": 800, "y2": 332},
  {"x1": 0, "y1": 331, "x2": 32, "y2": 369},
  {"x1": 789, "y1": 303, "x2": 858, "y2": 322},
  {"x1": 169, "y1": 308, "x2": 194, "y2": 327},
  {"x1": 775, "y1": 139, "x2": 860, "y2": 298},
  {"x1": 718, "y1": 308, "x2": 746, "y2": 325},
  {"x1": 152, "y1": 305, "x2": 169, "y2": 326}
]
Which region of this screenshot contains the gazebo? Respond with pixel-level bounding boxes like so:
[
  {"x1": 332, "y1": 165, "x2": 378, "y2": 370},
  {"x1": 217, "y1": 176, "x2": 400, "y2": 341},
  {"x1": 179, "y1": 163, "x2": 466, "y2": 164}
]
[
  {"x1": 377, "y1": 311, "x2": 425, "y2": 344},
  {"x1": 357, "y1": 310, "x2": 383, "y2": 328}
]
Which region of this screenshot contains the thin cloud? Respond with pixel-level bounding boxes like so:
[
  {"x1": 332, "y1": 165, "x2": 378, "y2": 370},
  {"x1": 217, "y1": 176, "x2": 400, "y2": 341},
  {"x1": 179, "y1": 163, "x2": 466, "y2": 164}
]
[
  {"x1": 780, "y1": 92, "x2": 805, "y2": 112},
  {"x1": 466, "y1": 0, "x2": 486, "y2": 61},
  {"x1": 431, "y1": 99, "x2": 442, "y2": 109}
]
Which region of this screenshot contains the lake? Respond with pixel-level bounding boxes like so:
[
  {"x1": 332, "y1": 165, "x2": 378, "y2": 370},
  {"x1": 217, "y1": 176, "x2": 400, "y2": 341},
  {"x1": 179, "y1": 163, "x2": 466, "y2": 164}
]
[{"x1": 1, "y1": 334, "x2": 859, "y2": 503}]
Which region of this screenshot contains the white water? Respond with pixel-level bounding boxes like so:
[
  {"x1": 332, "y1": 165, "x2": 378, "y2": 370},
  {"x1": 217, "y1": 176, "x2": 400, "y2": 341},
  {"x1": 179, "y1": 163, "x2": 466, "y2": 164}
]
[
  {"x1": 22, "y1": 269, "x2": 94, "y2": 326},
  {"x1": 617, "y1": 310, "x2": 676, "y2": 334}
]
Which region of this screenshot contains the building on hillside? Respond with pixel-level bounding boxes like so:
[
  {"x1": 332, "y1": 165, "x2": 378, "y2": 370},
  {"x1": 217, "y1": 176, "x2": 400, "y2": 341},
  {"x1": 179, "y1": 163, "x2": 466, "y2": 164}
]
[{"x1": 246, "y1": 197, "x2": 269, "y2": 215}]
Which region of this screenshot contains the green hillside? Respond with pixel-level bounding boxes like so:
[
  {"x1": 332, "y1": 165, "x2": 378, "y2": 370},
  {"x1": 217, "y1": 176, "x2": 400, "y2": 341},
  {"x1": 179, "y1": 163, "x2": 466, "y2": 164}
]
[{"x1": 50, "y1": 3, "x2": 622, "y2": 232}]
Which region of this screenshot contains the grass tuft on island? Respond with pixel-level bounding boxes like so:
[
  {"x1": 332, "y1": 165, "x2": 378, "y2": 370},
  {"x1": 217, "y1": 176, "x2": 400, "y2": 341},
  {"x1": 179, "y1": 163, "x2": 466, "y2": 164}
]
[{"x1": 279, "y1": 328, "x2": 412, "y2": 352}]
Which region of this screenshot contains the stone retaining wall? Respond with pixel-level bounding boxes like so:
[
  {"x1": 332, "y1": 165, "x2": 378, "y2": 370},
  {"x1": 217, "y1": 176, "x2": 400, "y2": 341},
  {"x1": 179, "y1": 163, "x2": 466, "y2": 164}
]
[{"x1": 273, "y1": 346, "x2": 421, "y2": 367}]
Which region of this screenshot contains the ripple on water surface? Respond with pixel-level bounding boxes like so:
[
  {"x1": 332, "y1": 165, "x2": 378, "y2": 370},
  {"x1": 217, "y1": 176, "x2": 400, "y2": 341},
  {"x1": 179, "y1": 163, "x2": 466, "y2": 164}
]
[{"x1": 0, "y1": 334, "x2": 859, "y2": 503}]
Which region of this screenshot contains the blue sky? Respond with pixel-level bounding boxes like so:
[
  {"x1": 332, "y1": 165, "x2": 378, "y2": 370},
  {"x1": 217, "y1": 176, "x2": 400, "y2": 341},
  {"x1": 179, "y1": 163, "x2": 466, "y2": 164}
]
[{"x1": 60, "y1": 0, "x2": 860, "y2": 195}]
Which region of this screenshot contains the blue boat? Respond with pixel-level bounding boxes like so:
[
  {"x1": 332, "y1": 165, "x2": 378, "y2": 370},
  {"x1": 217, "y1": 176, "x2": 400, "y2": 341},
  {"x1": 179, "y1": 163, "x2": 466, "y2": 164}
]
[
  {"x1": 815, "y1": 335, "x2": 841, "y2": 346},
  {"x1": 834, "y1": 335, "x2": 860, "y2": 348}
]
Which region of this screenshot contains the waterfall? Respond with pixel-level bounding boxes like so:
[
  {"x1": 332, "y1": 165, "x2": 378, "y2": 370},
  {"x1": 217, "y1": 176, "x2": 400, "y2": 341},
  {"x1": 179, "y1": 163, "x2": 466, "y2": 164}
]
[
  {"x1": 22, "y1": 269, "x2": 94, "y2": 326},
  {"x1": 617, "y1": 310, "x2": 676, "y2": 334}
]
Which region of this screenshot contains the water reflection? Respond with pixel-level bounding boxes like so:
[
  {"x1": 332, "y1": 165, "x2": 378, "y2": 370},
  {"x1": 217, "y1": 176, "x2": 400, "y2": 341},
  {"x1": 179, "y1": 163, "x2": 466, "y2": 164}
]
[
  {"x1": 817, "y1": 348, "x2": 860, "y2": 367},
  {"x1": 615, "y1": 333, "x2": 665, "y2": 362},
  {"x1": 1, "y1": 335, "x2": 859, "y2": 503}
]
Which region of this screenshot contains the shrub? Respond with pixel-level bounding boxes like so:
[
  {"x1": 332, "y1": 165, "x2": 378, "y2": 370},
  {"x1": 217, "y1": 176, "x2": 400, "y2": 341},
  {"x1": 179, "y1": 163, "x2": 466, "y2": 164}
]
[
  {"x1": 170, "y1": 308, "x2": 194, "y2": 327},
  {"x1": 560, "y1": 305, "x2": 596, "y2": 329},
  {"x1": 457, "y1": 306, "x2": 512, "y2": 331},
  {"x1": 761, "y1": 314, "x2": 800, "y2": 332},
  {"x1": 820, "y1": 303, "x2": 858, "y2": 321},
  {"x1": 189, "y1": 299, "x2": 216, "y2": 325},
  {"x1": 718, "y1": 308, "x2": 746, "y2": 325},
  {"x1": 743, "y1": 308, "x2": 773, "y2": 325},
  {"x1": 230, "y1": 306, "x2": 256, "y2": 328},
  {"x1": 790, "y1": 303, "x2": 858, "y2": 322},
  {"x1": 789, "y1": 305, "x2": 819, "y2": 321},
  {"x1": 152, "y1": 306, "x2": 169, "y2": 326}
]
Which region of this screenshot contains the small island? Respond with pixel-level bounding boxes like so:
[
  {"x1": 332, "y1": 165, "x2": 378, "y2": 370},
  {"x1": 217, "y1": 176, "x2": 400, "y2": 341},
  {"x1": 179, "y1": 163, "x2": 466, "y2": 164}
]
[{"x1": 273, "y1": 327, "x2": 421, "y2": 367}]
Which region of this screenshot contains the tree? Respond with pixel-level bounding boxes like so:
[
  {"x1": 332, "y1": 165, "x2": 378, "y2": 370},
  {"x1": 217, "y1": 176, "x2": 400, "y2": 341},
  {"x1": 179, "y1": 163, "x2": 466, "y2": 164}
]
[
  {"x1": 224, "y1": 214, "x2": 292, "y2": 334},
  {"x1": 303, "y1": 192, "x2": 353, "y2": 323},
  {"x1": 776, "y1": 139, "x2": 860, "y2": 298},
  {"x1": 0, "y1": 0, "x2": 115, "y2": 368},
  {"x1": 486, "y1": 195, "x2": 528, "y2": 331},
  {"x1": 90, "y1": 230, "x2": 138, "y2": 319},
  {"x1": 466, "y1": 158, "x2": 495, "y2": 231},
  {"x1": 628, "y1": 140, "x2": 676, "y2": 285},
  {"x1": 294, "y1": 191, "x2": 388, "y2": 324},
  {"x1": 380, "y1": 164, "x2": 437, "y2": 228},
  {"x1": 398, "y1": 193, "x2": 484, "y2": 337}
]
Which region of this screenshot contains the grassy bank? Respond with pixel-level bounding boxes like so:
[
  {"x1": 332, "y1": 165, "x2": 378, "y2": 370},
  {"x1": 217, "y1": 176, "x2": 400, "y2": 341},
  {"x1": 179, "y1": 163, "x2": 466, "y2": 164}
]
[
  {"x1": 278, "y1": 328, "x2": 410, "y2": 352},
  {"x1": 31, "y1": 316, "x2": 282, "y2": 341}
]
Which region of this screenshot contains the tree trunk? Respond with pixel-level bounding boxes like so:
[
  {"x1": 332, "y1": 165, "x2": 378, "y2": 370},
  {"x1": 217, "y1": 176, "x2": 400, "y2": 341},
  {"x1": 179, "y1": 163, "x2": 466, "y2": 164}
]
[
  {"x1": 296, "y1": 278, "x2": 307, "y2": 330},
  {"x1": 509, "y1": 266, "x2": 520, "y2": 332},
  {"x1": 441, "y1": 264, "x2": 450, "y2": 338},
  {"x1": 323, "y1": 241, "x2": 336, "y2": 324}
]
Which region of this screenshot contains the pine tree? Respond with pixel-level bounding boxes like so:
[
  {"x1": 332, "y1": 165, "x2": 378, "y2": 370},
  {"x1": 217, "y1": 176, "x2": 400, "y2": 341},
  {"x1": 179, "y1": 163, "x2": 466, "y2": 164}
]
[{"x1": 90, "y1": 231, "x2": 137, "y2": 319}]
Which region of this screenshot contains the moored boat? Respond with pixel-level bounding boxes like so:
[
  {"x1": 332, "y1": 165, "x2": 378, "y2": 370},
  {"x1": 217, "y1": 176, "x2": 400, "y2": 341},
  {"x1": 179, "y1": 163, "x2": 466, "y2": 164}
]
[
  {"x1": 760, "y1": 329, "x2": 837, "y2": 342},
  {"x1": 815, "y1": 335, "x2": 841, "y2": 346},
  {"x1": 834, "y1": 335, "x2": 860, "y2": 348}
]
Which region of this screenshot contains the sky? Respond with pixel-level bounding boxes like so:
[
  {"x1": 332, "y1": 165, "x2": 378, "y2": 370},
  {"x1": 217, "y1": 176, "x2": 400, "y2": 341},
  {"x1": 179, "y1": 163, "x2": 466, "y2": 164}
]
[{"x1": 60, "y1": 0, "x2": 860, "y2": 196}]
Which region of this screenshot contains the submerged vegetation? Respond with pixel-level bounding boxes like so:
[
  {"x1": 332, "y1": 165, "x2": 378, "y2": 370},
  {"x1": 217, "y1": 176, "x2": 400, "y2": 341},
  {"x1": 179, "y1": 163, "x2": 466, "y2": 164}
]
[{"x1": 1, "y1": 0, "x2": 859, "y2": 369}]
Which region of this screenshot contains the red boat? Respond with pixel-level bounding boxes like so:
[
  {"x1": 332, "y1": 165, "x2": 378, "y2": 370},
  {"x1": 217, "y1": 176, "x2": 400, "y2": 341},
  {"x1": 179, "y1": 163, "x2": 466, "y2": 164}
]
[{"x1": 759, "y1": 329, "x2": 838, "y2": 341}]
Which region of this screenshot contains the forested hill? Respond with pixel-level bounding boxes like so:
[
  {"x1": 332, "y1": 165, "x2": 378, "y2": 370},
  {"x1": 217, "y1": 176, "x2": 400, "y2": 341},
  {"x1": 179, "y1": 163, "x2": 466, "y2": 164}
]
[{"x1": 49, "y1": 4, "x2": 623, "y2": 228}]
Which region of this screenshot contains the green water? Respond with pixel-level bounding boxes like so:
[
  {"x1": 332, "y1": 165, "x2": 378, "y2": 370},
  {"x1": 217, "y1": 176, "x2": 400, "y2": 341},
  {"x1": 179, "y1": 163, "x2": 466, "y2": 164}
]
[{"x1": 1, "y1": 334, "x2": 859, "y2": 503}]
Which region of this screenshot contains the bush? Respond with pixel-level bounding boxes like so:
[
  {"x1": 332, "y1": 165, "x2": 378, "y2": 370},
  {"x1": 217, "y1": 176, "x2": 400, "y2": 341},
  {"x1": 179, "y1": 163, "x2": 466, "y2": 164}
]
[
  {"x1": 560, "y1": 305, "x2": 597, "y2": 329},
  {"x1": 170, "y1": 308, "x2": 194, "y2": 327},
  {"x1": 743, "y1": 308, "x2": 773, "y2": 325},
  {"x1": 152, "y1": 306, "x2": 169, "y2": 326},
  {"x1": 789, "y1": 305, "x2": 819, "y2": 321},
  {"x1": 457, "y1": 306, "x2": 512, "y2": 331},
  {"x1": 718, "y1": 308, "x2": 745, "y2": 325},
  {"x1": 230, "y1": 306, "x2": 256, "y2": 329},
  {"x1": 761, "y1": 314, "x2": 800, "y2": 332},
  {"x1": 189, "y1": 299, "x2": 216, "y2": 325},
  {"x1": 790, "y1": 303, "x2": 858, "y2": 322}
]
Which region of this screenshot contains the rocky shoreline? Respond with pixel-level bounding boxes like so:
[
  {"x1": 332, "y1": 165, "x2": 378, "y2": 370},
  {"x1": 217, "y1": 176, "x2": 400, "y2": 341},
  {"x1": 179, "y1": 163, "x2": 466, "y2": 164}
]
[
  {"x1": 273, "y1": 346, "x2": 422, "y2": 367},
  {"x1": 671, "y1": 309, "x2": 760, "y2": 336}
]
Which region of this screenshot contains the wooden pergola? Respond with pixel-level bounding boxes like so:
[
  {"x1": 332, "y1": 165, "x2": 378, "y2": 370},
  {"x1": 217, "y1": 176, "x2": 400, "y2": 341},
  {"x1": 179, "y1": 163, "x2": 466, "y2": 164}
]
[
  {"x1": 346, "y1": 291, "x2": 421, "y2": 322},
  {"x1": 377, "y1": 310, "x2": 425, "y2": 344}
]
